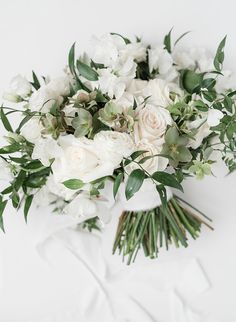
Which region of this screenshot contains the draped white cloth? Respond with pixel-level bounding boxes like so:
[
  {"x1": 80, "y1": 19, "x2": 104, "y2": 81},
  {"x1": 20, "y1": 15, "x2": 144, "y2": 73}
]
[{"x1": 15, "y1": 197, "x2": 221, "y2": 322}]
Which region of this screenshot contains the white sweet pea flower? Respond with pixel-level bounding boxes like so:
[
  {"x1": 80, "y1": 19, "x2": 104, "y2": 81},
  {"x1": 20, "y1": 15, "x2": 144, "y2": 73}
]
[
  {"x1": 97, "y1": 68, "x2": 126, "y2": 99},
  {"x1": 0, "y1": 159, "x2": 13, "y2": 182},
  {"x1": 207, "y1": 109, "x2": 224, "y2": 127},
  {"x1": 3, "y1": 75, "x2": 31, "y2": 102},
  {"x1": 126, "y1": 139, "x2": 168, "y2": 174},
  {"x1": 29, "y1": 76, "x2": 70, "y2": 112},
  {"x1": 148, "y1": 46, "x2": 173, "y2": 74},
  {"x1": 94, "y1": 130, "x2": 135, "y2": 166},
  {"x1": 46, "y1": 174, "x2": 76, "y2": 201},
  {"x1": 32, "y1": 137, "x2": 61, "y2": 166},
  {"x1": 20, "y1": 117, "x2": 44, "y2": 143},
  {"x1": 188, "y1": 109, "x2": 223, "y2": 149},
  {"x1": 88, "y1": 33, "x2": 125, "y2": 68},
  {"x1": 120, "y1": 42, "x2": 146, "y2": 62},
  {"x1": 134, "y1": 103, "x2": 172, "y2": 144},
  {"x1": 173, "y1": 47, "x2": 214, "y2": 73},
  {"x1": 113, "y1": 56, "x2": 137, "y2": 78},
  {"x1": 51, "y1": 135, "x2": 117, "y2": 184}
]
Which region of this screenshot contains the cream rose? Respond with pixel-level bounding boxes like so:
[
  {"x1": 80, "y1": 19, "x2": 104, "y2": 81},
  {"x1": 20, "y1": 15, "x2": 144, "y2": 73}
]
[
  {"x1": 94, "y1": 130, "x2": 135, "y2": 166},
  {"x1": 134, "y1": 103, "x2": 172, "y2": 144},
  {"x1": 141, "y1": 79, "x2": 173, "y2": 107},
  {"x1": 51, "y1": 135, "x2": 117, "y2": 183},
  {"x1": 126, "y1": 139, "x2": 168, "y2": 175}
]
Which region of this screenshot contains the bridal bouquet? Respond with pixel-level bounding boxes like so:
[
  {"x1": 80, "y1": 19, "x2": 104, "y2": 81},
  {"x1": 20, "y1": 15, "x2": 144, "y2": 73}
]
[{"x1": 0, "y1": 30, "x2": 235, "y2": 263}]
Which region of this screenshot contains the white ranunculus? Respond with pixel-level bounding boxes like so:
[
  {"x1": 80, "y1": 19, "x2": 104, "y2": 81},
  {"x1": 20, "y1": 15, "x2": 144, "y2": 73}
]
[
  {"x1": 51, "y1": 135, "x2": 117, "y2": 184},
  {"x1": 134, "y1": 103, "x2": 172, "y2": 144},
  {"x1": 3, "y1": 75, "x2": 31, "y2": 102},
  {"x1": 126, "y1": 139, "x2": 168, "y2": 174},
  {"x1": 29, "y1": 76, "x2": 70, "y2": 112},
  {"x1": 120, "y1": 42, "x2": 146, "y2": 62},
  {"x1": 141, "y1": 79, "x2": 173, "y2": 107},
  {"x1": 20, "y1": 118, "x2": 44, "y2": 143},
  {"x1": 97, "y1": 68, "x2": 126, "y2": 99},
  {"x1": 94, "y1": 131, "x2": 135, "y2": 166},
  {"x1": 188, "y1": 110, "x2": 223, "y2": 149},
  {"x1": 32, "y1": 137, "x2": 61, "y2": 166}
]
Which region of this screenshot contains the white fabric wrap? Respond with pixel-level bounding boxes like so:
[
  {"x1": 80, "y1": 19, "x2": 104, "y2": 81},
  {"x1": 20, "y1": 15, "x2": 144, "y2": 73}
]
[{"x1": 118, "y1": 179, "x2": 173, "y2": 212}]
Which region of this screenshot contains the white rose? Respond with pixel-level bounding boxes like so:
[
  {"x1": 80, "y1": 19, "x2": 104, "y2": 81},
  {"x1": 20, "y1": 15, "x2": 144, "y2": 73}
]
[
  {"x1": 134, "y1": 103, "x2": 172, "y2": 144},
  {"x1": 126, "y1": 139, "x2": 168, "y2": 174},
  {"x1": 29, "y1": 76, "x2": 70, "y2": 112},
  {"x1": 141, "y1": 79, "x2": 173, "y2": 107},
  {"x1": 32, "y1": 137, "x2": 61, "y2": 166},
  {"x1": 94, "y1": 131, "x2": 135, "y2": 166},
  {"x1": 188, "y1": 110, "x2": 223, "y2": 149},
  {"x1": 3, "y1": 75, "x2": 31, "y2": 102},
  {"x1": 51, "y1": 135, "x2": 116, "y2": 183},
  {"x1": 20, "y1": 118, "x2": 43, "y2": 143}
]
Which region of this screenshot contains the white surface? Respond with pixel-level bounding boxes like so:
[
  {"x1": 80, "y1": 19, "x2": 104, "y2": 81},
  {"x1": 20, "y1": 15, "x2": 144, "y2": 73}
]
[{"x1": 0, "y1": 0, "x2": 236, "y2": 321}]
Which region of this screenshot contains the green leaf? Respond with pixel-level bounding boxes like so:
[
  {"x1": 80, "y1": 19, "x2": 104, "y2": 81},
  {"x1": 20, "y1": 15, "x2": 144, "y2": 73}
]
[
  {"x1": 76, "y1": 60, "x2": 99, "y2": 81},
  {"x1": 113, "y1": 173, "x2": 123, "y2": 199},
  {"x1": 11, "y1": 190, "x2": 20, "y2": 208},
  {"x1": 214, "y1": 36, "x2": 227, "y2": 71},
  {"x1": 31, "y1": 71, "x2": 41, "y2": 90},
  {"x1": 163, "y1": 27, "x2": 173, "y2": 53},
  {"x1": 68, "y1": 42, "x2": 76, "y2": 76},
  {"x1": 0, "y1": 143, "x2": 21, "y2": 154},
  {"x1": 14, "y1": 170, "x2": 26, "y2": 191},
  {"x1": 125, "y1": 169, "x2": 145, "y2": 200},
  {"x1": 0, "y1": 198, "x2": 7, "y2": 232},
  {"x1": 223, "y1": 96, "x2": 233, "y2": 113},
  {"x1": 62, "y1": 179, "x2": 84, "y2": 190},
  {"x1": 165, "y1": 127, "x2": 179, "y2": 145},
  {"x1": 181, "y1": 70, "x2": 203, "y2": 94},
  {"x1": 130, "y1": 150, "x2": 147, "y2": 160},
  {"x1": 152, "y1": 171, "x2": 183, "y2": 192},
  {"x1": 174, "y1": 31, "x2": 191, "y2": 46},
  {"x1": 24, "y1": 195, "x2": 33, "y2": 223},
  {"x1": 110, "y1": 32, "x2": 131, "y2": 44},
  {"x1": 16, "y1": 113, "x2": 34, "y2": 133},
  {"x1": 1, "y1": 108, "x2": 13, "y2": 132},
  {"x1": 194, "y1": 100, "x2": 208, "y2": 112}
]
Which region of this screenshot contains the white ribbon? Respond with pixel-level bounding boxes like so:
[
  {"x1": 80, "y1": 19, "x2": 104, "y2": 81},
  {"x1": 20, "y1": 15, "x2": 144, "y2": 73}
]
[{"x1": 118, "y1": 180, "x2": 173, "y2": 212}]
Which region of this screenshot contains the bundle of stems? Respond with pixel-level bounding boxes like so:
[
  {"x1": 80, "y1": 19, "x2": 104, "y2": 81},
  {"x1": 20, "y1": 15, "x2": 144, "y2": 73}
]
[{"x1": 113, "y1": 195, "x2": 213, "y2": 265}]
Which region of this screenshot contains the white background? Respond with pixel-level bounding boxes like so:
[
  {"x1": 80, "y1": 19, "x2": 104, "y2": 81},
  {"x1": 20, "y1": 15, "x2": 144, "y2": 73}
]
[{"x1": 0, "y1": 0, "x2": 236, "y2": 321}]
